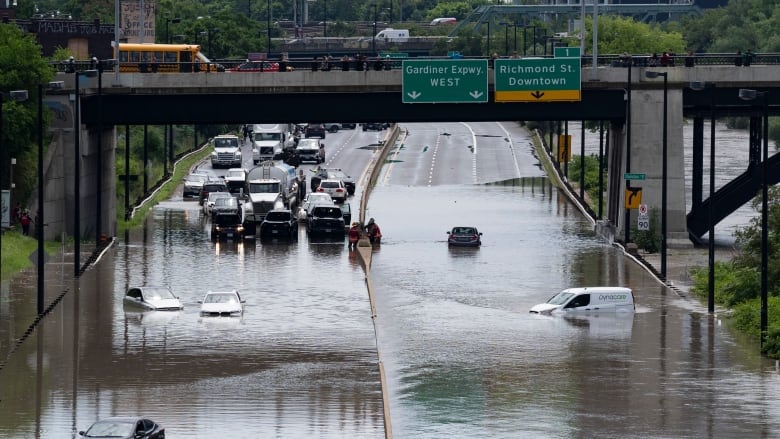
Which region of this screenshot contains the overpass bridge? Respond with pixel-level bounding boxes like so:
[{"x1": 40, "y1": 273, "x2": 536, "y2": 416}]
[{"x1": 42, "y1": 64, "x2": 780, "y2": 247}]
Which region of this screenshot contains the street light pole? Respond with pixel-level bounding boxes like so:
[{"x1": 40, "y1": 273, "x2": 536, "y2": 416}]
[
  {"x1": 738, "y1": 88, "x2": 770, "y2": 347},
  {"x1": 267, "y1": 0, "x2": 272, "y2": 59},
  {"x1": 691, "y1": 81, "x2": 717, "y2": 313},
  {"x1": 165, "y1": 17, "x2": 180, "y2": 44},
  {"x1": 372, "y1": 4, "x2": 378, "y2": 54},
  {"x1": 37, "y1": 81, "x2": 63, "y2": 314},
  {"x1": 499, "y1": 22, "x2": 509, "y2": 55},
  {"x1": 646, "y1": 71, "x2": 668, "y2": 278}
]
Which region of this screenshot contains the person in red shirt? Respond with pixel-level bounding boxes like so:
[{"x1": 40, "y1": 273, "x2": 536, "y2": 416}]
[
  {"x1": 20, "y1": 210, "x2": 31, "y2": 236},
  {"x1": 348, "y1": 222, "x2": 360, "y2": 250}
]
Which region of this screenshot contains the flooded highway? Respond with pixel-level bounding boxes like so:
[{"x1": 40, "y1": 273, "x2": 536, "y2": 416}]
[{"x1": 1, "y1": 122, "x2": 779, "y2": 438}]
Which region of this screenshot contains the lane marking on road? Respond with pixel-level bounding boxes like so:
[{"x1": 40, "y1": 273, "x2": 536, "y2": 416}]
[
  {"x1": 495, "y1": 121, "x2": 522, "y2": 178},
  {"x1": 428, "y1": 131, "x2": 442, "y2": 186},
  {"x1": 460, "y1": 122, "x2": 478, "y2": 184}
]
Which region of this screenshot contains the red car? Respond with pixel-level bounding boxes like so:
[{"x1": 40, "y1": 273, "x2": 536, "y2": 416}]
[{"x1": 227, "y1": 61, "x2": 281, "y2": 72}]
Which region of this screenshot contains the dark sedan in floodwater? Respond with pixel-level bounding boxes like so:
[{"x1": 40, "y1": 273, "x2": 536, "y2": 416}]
[
  {"x1": 79, "y1": 417, "x2": 165, "y2": 438},
  {"x1": 447, "y1": 226, "x2": 482, "y2": 247}
]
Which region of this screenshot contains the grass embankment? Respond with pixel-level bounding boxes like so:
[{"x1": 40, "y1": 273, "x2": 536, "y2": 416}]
[
  {"x1": 0, "y1": 230, "x2": 61, "y2": 279},
  {"x1": 116, "y1": 145, "x2": 212, "y2": 233},
  {"x1": 1, "y1": 140, "x2": 212, "y2": 280}
]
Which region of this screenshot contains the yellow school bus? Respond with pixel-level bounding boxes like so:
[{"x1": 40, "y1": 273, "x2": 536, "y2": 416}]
[{"x1": 117, "y1": 43, "x2": 224, "y2": 73}]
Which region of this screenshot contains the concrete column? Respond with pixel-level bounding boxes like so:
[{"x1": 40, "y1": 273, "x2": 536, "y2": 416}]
[{"x1": 627, "y1": 87, "x2": 689, "y2": 246}]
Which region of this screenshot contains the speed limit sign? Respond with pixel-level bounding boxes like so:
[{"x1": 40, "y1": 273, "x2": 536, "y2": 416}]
[
  {"x1": 637, "y1": 216, "x2": 650, "y2": 231},
  {"x1": 638, "y1": 204, "x2": 648, "y2": 215}
]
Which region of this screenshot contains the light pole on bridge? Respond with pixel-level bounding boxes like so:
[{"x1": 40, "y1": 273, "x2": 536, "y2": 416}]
[{"x1": 645, "y1": 70, "x2": 669, "y2": 279}]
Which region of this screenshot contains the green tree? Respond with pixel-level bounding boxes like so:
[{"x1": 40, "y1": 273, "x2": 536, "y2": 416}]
[
  {"x1": 0, "y1": 24, "x2": 55, "y2": 202},
  {"x1": 583, "y1": 15, "x2": 686, "y2": 55}
]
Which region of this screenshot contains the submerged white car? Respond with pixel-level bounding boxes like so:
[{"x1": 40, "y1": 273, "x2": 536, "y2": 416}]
[
  {"x1": 123, "y1": 286, "x2": 183, "y2": 311},
  {"x1": 199, "y1": 290, "x2": 245, "y2": 317},
  {"x1": 530, "y1": 287, "x2": 635, "y2": 314}
]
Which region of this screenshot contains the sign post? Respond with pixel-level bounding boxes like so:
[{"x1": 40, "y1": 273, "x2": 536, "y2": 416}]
[
  {"x1": 637, "y1": 204, "x2": 650, "y2": 230},
  {"x1": 402, "y1": 59, "x2": 488, "y2": 104}
]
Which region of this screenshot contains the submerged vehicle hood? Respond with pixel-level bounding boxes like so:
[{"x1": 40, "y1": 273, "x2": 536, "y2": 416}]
[
  {"x1": 146, "y1": 298, "x2": 183, "y2": 310},
  {"x1": 201, "y1": 302, "x2": 242, "y2": 314},
  {"x1": 529, "y1": 303, "x2": 561, "y2": 314}
]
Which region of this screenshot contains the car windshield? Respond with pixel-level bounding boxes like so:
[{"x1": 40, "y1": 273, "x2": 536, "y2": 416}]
[
  {"x1": 321, "y1": 181, "x2": 340, "y2": 188},
  {"x1": 214, "y1": 197, "x2": 238, "y2": 208},
  {"x1": 297, "y1": 139, "x2": 319, "y2": 149},
  {"x1": 208, "y1": 193, "x2": 230, "y2": 202},
  {"x1": 266, "y1": 211, "x2": 291, "y2": 221},
  {"x1": 205, "y1": 293, "x2": 238, "y2": 303},
  {"x1": 249, "y1": 182, "x2": 280, "y2": 193},
  {"x1": 546, "y1": 292, "x2": 575, "y2": 305},
  {"x1": 306, "y1": 194, "x2": 331, "y2": 203},
  {"x1": 255, "y1": 132, "x2": 281, "y2": 141},
  {"x1": 453, "y1": 227, "x2": 476, "y2": 235},
  {"x1": 226, "y1": 170, "x2": 244, "y2": 178},
  {"x1": 85, "y1": 420, "x2": 135, "y2": 436},
  {"x1": 328, "y1": 171, "x2": 348, "y2": 179},
  {"x1": 143, "y1": 287, "x2": 176, "y2": 302},
  {"x1": 214, "y1": 138, "x2": 239, "y2": 148},
  {"x1": 204, "y1": 183, "x2": 226, "y2": 192},
  {"x1": 186, "y1": 174, "x2": 207, "y2": 184},
  {"x1": 312, "y1": 207, "x2": 342, "y2": 218}
]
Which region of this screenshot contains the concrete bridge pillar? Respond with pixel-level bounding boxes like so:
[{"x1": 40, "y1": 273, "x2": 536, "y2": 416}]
[
  {"x1": 610, "y1": 87, "x2": 689, "y2": 246},
  {"x1": 29, "y1": 94, "x2": 116, "y2": 242}
]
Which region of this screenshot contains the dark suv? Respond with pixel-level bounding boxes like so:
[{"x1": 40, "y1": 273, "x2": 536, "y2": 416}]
[
  {"x1": 363, "y1": 122, "x2": 387, "y2": 131},
  {"x1": 199, "y1": 180, "x2": 229, "y2": 205},
  {"x1": 305, "y1": 123, "x2": 326, "y2": 138},
  {"x1": 306, "y1": 205, "x2": 346, "y2": 236},
  {"x1": 259, "y1": 209, "x2": 298, "y2": 240}
]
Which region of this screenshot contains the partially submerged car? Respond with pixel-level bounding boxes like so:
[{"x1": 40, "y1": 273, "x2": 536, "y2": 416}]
[
  {"x1": 447, "y1": 226, "x2": 482, "y2": 247},
  {"x1": 123, "y1": 286, "x2": 183, "y2": 311},
  {"x1": 529, "y1": 287, "x2": 636, "y2": 314},
  {"x1": 199, "y1": 290, "x2": 245, "y2": 317},
  {"x1": 260, "y1": 209, "x2": 298, "y2": 240},
  {"x1": 79, "y1": 416, "x2": 165, "y2": 439},
  {"x1": 307, "y1": 204, "x2": 346, "y2": 236}
]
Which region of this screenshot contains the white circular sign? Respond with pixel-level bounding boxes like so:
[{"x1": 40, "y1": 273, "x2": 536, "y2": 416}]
[{"x1": 638, "y1": 204, "x2": 648, "y2": 215}]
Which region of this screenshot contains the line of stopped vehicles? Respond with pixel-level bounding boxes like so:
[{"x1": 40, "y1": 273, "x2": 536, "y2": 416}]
[
  {"x1": 182, "y1": 122, "x2": 374, "y2": 242},
  {"x1": 182, "y1": 123, "x2": 484, "y2": 245}
]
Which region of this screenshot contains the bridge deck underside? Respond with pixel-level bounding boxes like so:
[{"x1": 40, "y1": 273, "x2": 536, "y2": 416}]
[{"x1": 80, "y1": 90, "x2": 627, "y2": 125}]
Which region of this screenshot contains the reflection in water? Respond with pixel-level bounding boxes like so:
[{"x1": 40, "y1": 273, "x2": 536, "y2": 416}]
[
  {"x1": 367, "y1": 184, "x2": 780, "y2": 438},
  {"x1": 0, "y1": 202, "x2": 384, "y2": 438}
]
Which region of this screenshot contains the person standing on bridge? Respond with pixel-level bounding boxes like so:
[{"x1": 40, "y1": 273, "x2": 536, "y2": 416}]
[{"x1": 743, "y1": 48, "x2": 754, "y2": 67}]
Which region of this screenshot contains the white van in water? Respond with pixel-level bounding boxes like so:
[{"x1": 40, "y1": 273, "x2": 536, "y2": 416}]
[{"x1": 529, "y1": 287, "x2": 635, "y2": 314}]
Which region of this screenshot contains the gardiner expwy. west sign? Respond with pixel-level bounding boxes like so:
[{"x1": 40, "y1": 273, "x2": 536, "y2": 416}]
[
  {"x1": 402, "y1": 59, "x2": 488, "y2": 103},
  {"x1": 494, "y1": 57, "x2": 581, "y2": 102}
]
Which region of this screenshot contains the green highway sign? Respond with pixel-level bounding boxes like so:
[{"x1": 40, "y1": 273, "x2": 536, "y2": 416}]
[
  {"x1": 402, "y1": 59, "x2": 488, "y2": 104},
  {"x1": 624, "y1": 173, "x2": 646, "y2": 180},
  {"x1": 494, "y1": 57, "x2": 581, "y2": 102}
]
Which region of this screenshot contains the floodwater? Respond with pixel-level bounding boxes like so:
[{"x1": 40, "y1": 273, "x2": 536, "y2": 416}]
[
  {"x1": 1, "y1": 121, "x2": 778, "y2": 438},
  {"x1": 367, "y1": 182, "x2": 780, "y2": 438}
]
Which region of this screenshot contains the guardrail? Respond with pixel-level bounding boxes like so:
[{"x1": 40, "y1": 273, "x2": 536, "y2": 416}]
[{"x1": 51, "y1": 52, "x2": 780, "y2": 73}]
